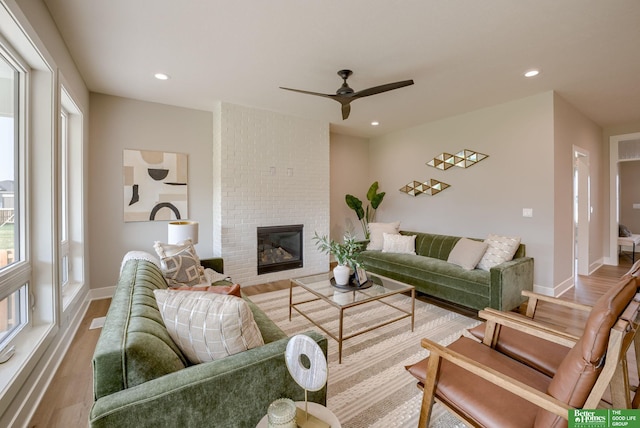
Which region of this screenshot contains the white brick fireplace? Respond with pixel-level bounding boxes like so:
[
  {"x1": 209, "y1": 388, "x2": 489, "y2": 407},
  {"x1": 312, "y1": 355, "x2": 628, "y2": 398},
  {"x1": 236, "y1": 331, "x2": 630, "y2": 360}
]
[{"x1": 212, "y1": 102, "x2": 330, "y2": 286}]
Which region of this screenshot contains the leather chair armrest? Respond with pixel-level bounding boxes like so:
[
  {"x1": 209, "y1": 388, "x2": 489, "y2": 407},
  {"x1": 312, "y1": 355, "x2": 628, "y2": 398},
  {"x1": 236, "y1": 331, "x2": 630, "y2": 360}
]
[
  {"x1": 478, "y1": 308, "x2": 579, "y2": 347},
  {"x1": 522, "y1": 290, "x2": 592, "y2": 318}
]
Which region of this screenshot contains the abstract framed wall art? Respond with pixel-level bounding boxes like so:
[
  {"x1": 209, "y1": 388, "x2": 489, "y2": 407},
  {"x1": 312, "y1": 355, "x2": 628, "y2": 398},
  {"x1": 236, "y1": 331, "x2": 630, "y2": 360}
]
[{"x1": 123, "y1": 149, "x2": 188, "y2": 222}]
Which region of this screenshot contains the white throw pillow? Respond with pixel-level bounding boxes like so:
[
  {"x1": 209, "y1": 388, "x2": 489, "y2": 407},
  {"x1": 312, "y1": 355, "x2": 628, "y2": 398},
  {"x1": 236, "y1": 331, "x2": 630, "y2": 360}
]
[
  {"x1": 367, "y1": 222, "x2": 401, "y2": 250},
  {"x1": 447, "y1": 238, "x2": 488, "y2": 270},
  {"x1": 154, "y1": 239, "x2": 207, "y2": 287},
  {"x1": 477, "y1": 234, "x2": 521, "y2": 271},
  {"x1": 382, "y1": 233, "x2": 416, "y2": 255},
  {"x1": 154, "y1": 290, "x2": 264, "y2": 364}
]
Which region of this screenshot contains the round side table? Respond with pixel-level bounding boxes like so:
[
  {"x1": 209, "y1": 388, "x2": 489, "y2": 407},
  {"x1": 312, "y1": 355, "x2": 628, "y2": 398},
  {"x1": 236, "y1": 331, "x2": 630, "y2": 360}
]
[{"x1": 256, "y1": 401, "x2": 341, "y2": 428}]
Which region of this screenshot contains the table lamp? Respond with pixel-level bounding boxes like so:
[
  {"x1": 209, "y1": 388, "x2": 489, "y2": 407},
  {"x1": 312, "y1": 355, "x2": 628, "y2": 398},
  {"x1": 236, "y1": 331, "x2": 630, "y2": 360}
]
[{"x1": 167, "y1": 221, "x2": 199, "y2": 245}]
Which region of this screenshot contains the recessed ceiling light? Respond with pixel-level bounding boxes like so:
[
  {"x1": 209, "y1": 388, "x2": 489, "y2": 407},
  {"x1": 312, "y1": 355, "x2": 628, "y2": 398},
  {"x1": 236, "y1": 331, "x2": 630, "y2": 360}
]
[
  {"x1": 524, "y1": 69, "x2": 540, "y2": 78},
  {"x1": 371, "y1": 121, "x2": 380, "y2": 126},
  {"x1": 154, "y1": 73, "x2": 170, "y2": 80}
]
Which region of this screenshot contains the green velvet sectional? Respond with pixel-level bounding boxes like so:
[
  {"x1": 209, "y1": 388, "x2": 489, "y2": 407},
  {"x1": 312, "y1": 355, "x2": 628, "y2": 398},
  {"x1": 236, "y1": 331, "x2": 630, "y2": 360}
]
[
  {"x1": 357, "y1": 231, "x2": 534, "y2": 311},
  {"x1": 90, "y1": 256, "x2": 327, "y2": 428}
]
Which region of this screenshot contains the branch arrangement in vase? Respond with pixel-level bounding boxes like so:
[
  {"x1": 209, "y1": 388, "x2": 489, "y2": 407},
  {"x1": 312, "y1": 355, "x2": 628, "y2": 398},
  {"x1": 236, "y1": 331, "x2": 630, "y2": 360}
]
[{"x1": 312, "y1": 232, "x2": 362, "y2": 269}]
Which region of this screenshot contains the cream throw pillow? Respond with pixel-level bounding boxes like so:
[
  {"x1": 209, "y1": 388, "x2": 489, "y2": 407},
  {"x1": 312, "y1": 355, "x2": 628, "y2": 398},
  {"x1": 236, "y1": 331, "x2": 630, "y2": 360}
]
[
  {"x1": 382, "y1": 233, "x2": 416, "y2": 254},
  {"x1": 447, "y1": 238, "x2": 488, "y2": 270},
  {"x1": 154, "y1": 290, "x2": 264, "y2": 364},
  {"x1": 477, "y1": 234, "x2": 521, "y2": 271},
  {"x1": 154, "y1": 239, "x2": 207, "y2": 287},
  {"x1": 367, "y1": 222, "x2": 401, "y2": 250}
]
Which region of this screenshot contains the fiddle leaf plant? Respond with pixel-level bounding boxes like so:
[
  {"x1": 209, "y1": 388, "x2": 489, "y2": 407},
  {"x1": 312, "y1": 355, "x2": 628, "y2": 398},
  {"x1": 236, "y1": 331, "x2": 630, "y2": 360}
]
[{"x1": 346, "y1": 181, "x2": 386, "y2": 239}]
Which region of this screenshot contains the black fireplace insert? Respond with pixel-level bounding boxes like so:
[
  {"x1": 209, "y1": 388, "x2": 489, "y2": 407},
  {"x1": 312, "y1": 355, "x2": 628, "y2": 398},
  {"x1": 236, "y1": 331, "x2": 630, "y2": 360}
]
[{"x1": 257, "y1": 224, "x2": 303, "y2": 275}]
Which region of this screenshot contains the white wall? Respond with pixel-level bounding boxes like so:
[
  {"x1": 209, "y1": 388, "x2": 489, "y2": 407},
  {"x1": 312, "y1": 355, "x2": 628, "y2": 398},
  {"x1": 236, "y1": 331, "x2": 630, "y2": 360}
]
[
  {"x1": 213, "y1": 102, "x2": 330, "y2": 286},
  {"x1": 89, "y1": 94, "x2": 214, "y2": 289},
  {"x1": 366, "y1": 92, "x2": 557, "y2": 291}
]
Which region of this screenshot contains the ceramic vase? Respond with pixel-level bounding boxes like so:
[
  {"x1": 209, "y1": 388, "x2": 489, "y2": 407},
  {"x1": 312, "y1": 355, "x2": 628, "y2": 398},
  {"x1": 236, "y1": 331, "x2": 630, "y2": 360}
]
[{"x1": 333, "y1": 265, "x2": 351, "y2": 286}]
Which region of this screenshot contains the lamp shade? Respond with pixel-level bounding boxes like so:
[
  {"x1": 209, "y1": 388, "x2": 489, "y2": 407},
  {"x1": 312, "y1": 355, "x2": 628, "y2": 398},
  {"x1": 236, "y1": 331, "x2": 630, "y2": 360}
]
[{"x1": 167, "y1": 221, "x2": 199, "y2": 245}]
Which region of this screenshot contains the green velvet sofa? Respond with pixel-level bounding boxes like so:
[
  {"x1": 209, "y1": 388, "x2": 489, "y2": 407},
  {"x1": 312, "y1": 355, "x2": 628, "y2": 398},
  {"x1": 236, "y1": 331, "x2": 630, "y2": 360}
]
[
  {"x1": 90, "y1": 254, "x2": 327, "y2": 428},
  {"x1": 357, "y1": 231, "x2": 534, "y2": 312}
]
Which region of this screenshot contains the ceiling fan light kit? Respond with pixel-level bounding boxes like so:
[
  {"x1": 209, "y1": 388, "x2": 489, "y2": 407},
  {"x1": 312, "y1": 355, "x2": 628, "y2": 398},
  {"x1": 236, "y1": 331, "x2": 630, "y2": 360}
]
[{"x1": 280, "y1": 69, "x2": 414, "y2": 120}]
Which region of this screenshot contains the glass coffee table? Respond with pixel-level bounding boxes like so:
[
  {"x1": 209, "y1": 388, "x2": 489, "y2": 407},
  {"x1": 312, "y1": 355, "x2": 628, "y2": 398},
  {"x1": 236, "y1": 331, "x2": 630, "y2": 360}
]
[{"x1": 290, "y1": 272, "x2": 415, "y2": 363}]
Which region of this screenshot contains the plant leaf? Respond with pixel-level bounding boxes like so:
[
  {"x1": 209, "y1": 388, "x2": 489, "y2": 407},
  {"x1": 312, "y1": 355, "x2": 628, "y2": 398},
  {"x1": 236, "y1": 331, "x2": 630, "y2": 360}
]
[
  {"x1": 370, "y1": 191, "x2": 385, "y2": 209},
  {"x1": 345, "y1": 194, "x2": 365, "y2": 220},
  {"x1": 366, "y1": 181, "x2": 379, "y2": 202}
]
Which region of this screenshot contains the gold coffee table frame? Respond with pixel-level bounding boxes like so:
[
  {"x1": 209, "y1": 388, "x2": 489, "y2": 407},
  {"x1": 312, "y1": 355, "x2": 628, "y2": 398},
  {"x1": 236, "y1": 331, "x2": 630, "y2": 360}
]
[{"x1": 290, "y1": 272, "x2": 415, "y2": 363}]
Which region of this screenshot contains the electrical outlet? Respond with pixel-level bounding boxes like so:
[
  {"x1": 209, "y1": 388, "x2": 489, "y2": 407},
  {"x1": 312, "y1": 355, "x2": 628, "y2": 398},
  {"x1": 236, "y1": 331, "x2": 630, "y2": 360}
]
[{"x1": 523, "y1": 208, "x2": 533, "y2": 218}]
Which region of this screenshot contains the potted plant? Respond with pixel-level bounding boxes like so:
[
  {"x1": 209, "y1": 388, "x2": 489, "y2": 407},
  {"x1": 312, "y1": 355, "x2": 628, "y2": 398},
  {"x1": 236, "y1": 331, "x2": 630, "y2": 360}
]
[
  {"x1": 345, "y1": 181, "x2": 385, "y2": 240},
  {"x1": 312, "y1": 232, "x2": 361, "y2": 285}
]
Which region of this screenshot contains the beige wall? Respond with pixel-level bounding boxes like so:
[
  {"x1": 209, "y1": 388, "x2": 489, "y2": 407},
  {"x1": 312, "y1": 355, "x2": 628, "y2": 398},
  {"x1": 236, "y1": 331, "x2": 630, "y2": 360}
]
[
  {"x1": 329, "y1": 133, "x2": 370, "y2": 241},
  {"x1": 619, "y1": 161, "x2": 640, "y2": 233},
  {"x1": 553, "y1": 93, "x2": 604, "y2": 287},
  {"x1": 364, "y1": 92, "x2": 556, "y2": 291},
  {"x1": 603, "y1": 121, "x2": 640, "y2": 258},
  {"x1": 89, "y1": 94, "x2": 213, "y2": 290}
]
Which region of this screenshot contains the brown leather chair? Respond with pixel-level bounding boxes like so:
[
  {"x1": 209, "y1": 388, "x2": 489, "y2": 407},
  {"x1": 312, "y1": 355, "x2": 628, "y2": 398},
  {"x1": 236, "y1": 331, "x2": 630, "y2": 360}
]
[{"x1": 407, "y1": 275, "x2": 640, "y2": 427}]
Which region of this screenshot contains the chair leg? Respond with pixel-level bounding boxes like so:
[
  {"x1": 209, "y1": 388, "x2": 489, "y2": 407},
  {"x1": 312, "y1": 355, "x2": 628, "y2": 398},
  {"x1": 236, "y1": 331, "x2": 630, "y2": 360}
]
[{"x1": 419, "y1": 354, "x2": 442, "y2": 428}]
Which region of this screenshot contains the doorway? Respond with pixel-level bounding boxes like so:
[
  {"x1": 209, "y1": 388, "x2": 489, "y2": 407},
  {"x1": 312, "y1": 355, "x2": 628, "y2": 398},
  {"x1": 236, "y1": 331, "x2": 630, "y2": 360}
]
[
  {"x1": 574, "y1": 147, "x2": 590, "y2": 276},
  {"x1": 608, "y1": 132, "x2": 640, "y2": 265}
]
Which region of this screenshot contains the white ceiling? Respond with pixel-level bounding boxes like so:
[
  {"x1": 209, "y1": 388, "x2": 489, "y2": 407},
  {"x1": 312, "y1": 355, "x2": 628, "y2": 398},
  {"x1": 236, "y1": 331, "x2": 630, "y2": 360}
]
[{"x1": 43, "y1": 0, "x2": 640, "y2": 138}]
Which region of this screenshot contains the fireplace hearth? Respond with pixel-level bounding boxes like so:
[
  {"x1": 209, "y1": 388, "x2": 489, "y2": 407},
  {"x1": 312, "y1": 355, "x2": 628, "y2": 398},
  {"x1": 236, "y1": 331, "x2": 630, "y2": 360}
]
[{"x1": 257, "y1": 225, "x2": 303, "y2": 275}]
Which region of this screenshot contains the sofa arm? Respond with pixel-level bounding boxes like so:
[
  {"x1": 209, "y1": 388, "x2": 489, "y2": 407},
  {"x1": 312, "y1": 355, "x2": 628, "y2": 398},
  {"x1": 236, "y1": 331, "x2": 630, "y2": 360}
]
[
  {"x1": 489, "y1": 257, "x2": 534, "y2": 311},
  {"x1": 90, "y1": 331, "x2": 327, "y2": 428},
  {"x1": 200, "y1": 257, "x2": 224, "y2": 274}
]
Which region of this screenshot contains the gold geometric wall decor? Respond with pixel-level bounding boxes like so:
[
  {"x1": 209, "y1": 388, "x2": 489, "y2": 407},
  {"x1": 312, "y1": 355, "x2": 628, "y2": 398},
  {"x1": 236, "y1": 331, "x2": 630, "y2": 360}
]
[
  {"x1": 399, "y1": 179, "x2": 450, "y2": 197},
  {"x1": 427, "y1": 149, "x2": 488, "y2": 170}
]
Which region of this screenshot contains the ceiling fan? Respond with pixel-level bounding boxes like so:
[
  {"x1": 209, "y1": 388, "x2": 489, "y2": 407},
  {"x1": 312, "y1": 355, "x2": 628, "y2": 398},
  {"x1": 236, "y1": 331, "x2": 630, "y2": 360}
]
[{"x1": 280, "y1": 69, "x2": 414, "y2": 120}]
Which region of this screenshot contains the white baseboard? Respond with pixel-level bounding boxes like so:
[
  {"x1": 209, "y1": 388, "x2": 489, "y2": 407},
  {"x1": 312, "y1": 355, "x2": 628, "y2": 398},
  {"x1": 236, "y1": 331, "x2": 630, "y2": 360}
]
[{"x1": 89, "y1": 285, "x2": 116, "y2": 301}]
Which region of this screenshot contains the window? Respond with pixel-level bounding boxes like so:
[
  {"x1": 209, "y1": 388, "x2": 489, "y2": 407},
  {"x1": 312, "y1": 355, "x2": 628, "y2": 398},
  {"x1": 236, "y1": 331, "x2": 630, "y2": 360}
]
[
  {"x1": 0, "y1": 46, "x2": 29, "y2": 350},
  {"x1": 59, "y1": 106, "x2": 69, "y2": 288},
  {"x1": 60, "y1": 86, "x2": 84, "y2": 308}
]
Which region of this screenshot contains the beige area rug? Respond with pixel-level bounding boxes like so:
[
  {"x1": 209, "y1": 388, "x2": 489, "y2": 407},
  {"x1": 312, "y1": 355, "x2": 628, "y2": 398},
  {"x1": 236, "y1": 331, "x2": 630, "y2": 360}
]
[{"x1": 250, "y1": 286, "x2": 480, "y2": 428}]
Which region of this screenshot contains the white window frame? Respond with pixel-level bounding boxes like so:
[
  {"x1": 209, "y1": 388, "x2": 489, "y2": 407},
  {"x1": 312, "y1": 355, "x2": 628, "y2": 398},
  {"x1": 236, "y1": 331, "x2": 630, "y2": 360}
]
[
  {"x1": 0, "y1": 4, "x2": 58, "y2": 417},
  {"x1": 59, "y1": 85, "x2": 83, "y2": 309},
  {"x1": 0, "y1": 37, "x2": 30, "y2": 353}
]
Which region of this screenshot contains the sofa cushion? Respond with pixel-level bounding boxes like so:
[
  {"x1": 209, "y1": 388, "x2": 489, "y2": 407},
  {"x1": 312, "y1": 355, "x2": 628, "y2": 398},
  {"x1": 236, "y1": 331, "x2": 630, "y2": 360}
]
[
  {"x1": 447, "y1": 238, "x2": 487, "y2": 270},
  {"x1": 358, "y1": 250, "x2": 491, "y2": 303},
  {"x1": 367, "y1": 222, "x2": 400, "y2": 250},
  {"x1": 154, "y1": 239, "x2": 207, "y2": 286},
  {"x1": 154, "y1": 290, "x2": 265, "y2": 364},
  {"x1": 382, "y1": 232, "x2": 416, "y2": 254},
  {"x1": 467, "y1": 323, "x2": 570, "y2": 377},
  {"x1": 477, "y1": 234, "x2": 521, "y2": 271},
  {"x1": 411, "y1": 232, "x2": 461, "y2": 261},
  {"x1": 173, "y1": 283, "x2": 242, "y2": 297}
]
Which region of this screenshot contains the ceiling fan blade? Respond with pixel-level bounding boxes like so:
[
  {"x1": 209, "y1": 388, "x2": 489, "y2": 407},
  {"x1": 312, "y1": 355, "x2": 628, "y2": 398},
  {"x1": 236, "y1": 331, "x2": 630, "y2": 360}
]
[
  {"x1": 279, "y1": 87, "x2": 334, "y2": 99},
  {"x1": 352, "y1": 80, "x2": 414, "y2": 99},
  {"x1": 342, "y1": 103, "x2": 351, "y2": 120}
]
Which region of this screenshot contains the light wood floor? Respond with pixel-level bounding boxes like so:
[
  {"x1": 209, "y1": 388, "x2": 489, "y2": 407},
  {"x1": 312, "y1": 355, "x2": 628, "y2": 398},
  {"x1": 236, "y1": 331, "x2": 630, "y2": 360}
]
[{"x1": 28, "y1": 258, "x2": 634, "y2": 427}]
